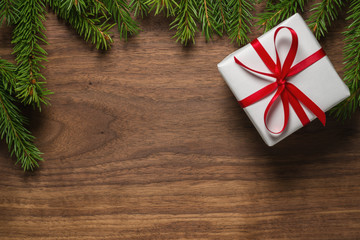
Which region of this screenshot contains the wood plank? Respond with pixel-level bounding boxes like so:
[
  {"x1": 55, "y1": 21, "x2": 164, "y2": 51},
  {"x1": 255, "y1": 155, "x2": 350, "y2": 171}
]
[{"x1": 0, "y1": 5, "x2": 359, "y2": 240}]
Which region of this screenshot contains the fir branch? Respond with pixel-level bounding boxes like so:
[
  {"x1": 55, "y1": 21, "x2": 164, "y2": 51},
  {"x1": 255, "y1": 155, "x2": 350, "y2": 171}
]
[
  {"x1": 0, "y1": 58, "x2": 17, "y2": 94},
  {"x1": 330, "y1": 0, "x2": 360, "y2": 120},
  {"x1": 257, "y1": 0, "x2": 306, "y2": 32},
  {"x1": 146, "y1": 0, "x2": 178, "y2": 17},
  {"x1": 198, "y1": 0, "x2": 215, "y2": 41},
  {"x1": 227, "y1": 0, "x2": 256, "y2": 46},
  {"x1": 198, "y1": 0, "x2": 224, "y2": 40},
  {"x1": 48, "y1": 0, "x2": 114, "y2": 50},
  {"x1": 0, "y1": 0, "x2": 18, "y2": 25},
  {"x1": 212, "y1": 0, "x2": 226, "y2": 34},
  {"x1": 102, "y1": 0, "x2": 140, "y2": 41},
  {"x1": 130, "y1": 0, "x2": 149, "y2": 18},
  {"x1": 308, "y1": 0, "x2": 344, "y2": 39},
  {"x1": 256, "y1": 0, "x2": 276, "y2": 8},
  {"x1": 12, "y1": 0, "x2": 52, "y2": 110},
  {"x1": 60, "y1": 0, "x2": 87, "y2": 14},
  {"x1": 170, "y1": 0, "x2": 197, "y2": 45},
  {"x1": 0, "y1": 59, "x2": 42, "y2": 171},
  {"x1": 199, "y1": 0, "x2": 212, "y2": 41}
]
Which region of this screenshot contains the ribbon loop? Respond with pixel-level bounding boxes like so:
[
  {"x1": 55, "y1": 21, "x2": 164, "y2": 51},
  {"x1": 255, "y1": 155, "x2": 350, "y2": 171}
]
[{"x1": 234, "y1": 26, "x2": 326, "y2": 134}]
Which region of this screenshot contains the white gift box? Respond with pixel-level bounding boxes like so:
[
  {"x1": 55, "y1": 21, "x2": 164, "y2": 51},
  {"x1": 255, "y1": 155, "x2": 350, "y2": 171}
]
[{"x1": 217, "y1": 13, "x2": 350, "y2": 146}]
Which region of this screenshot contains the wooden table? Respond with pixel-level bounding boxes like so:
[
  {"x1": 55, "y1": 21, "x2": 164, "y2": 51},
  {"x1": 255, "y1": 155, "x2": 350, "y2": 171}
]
[{"x1": 0, "y1": 6, "x2": 360, "y2": 240}]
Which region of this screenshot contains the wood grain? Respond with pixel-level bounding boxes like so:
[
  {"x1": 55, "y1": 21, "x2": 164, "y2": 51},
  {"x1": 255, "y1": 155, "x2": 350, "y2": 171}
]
[{"x1": 0, "y1": 5, "x2": 360, "y2": 240}]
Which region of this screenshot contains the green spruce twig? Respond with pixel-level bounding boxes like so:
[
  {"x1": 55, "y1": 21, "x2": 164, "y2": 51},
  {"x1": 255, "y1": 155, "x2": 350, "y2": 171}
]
[
  {"x1": 146, "y1": 0, "x2": 178, "y2": 17},
  {"x1": 0, "y1": 0, "x2": 18, "y2": 25},
  {"x1": 308, "y1": 0, "x2": 344, "y2": 39},
  {"x1": 102, "y1": 0, "x2": 140, "y2": 41},
  {"x1": 48, "y1": 0, "x2": 114, "y2": 50},
  {"x1": 0, "y1": 58, "x2": 42, "y2": 171},
  {"x1": 130, "y1": 0, "x2": 149, "y2": 18},
  {"x1": 170, "y1": 0, "x2": 197, "y2": 45},
  {"x1": 257, "y1": 0, "x2": 306, "y2": 32},
  {"x1": 0, "y1": 58, "x2": 16, "y2": 93},
  {"x1": 198, "y1": 0, "x2": 222, "y2": 41},
  {"x1": 227, "y1": 0, "x2": 256, "y2": 45},
  {"x1": 330, "y1": 0, "x2": 360, "y2": 120},
  {"x1": 212, "y1": 0, "x2": 227, "y2": 34},
  {"x1": 12, "y1": 0, "x2": 52, "y2": 110}
]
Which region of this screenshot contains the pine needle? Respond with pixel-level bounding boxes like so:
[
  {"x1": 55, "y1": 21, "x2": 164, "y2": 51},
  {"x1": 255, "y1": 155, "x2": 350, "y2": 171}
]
[
  {"x1": 130, "y1": 0, "x2": 149, "y2": 18},
  {"x1": 308, "y1": 0, "x2": 344, "y2": 39},
  {"x1": 146, "y1": 0, "x2": 178, "y2": 17},
  {"x1": 0, "y1": 58, "x2": 42, "y2": 171},
  {"x1": 212, "y1": 0, "x2": 227, "y2": 35},
  {"x1": 226, "y1": 0, "x2": 256, "y2": 45},
  {"x1": 257, "y1": 0, "x2": 306, "y2": 32},
  {"x1": 102, "y1": 0, "x2": 140, "y2": 41},
  {"x1": 170, "y1": 0, "x2": 197, "y2": 45},
  {"x1": 48, "y1": 0, "x2": 114, "y2": 50},
  {"x1": 198, "y1": 0, "x2": 223, "y2": 41},
  {"x1": 330, "y1": 0, "x2": 360, "y2": 120},
  {"x1": 0, "y1": 0, "x2": 18, "y2": 25},
  {"x1": 12, "y1": 0, "x2": 52, "y2": 110}
]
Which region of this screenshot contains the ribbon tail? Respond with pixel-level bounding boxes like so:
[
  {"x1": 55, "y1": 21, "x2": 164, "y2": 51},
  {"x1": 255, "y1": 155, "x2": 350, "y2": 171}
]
[
  {"x1": 239, "y1": 82, "x2": 278, "y2": 108},
  {"x1": 286, "y1": 83, "x2": 326, "y2": 126},
  {"x1": 264, "y1": 85, "x2": 289, "y2": 134},
  {"x1": 285, "y1": 88, "x2": 310, "y2": 126}
]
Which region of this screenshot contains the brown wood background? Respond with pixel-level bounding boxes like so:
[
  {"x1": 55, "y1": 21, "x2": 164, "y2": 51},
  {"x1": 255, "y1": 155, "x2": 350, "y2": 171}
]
[{"x1": 0, "y1": 3, "x2": 360, "y2": 240}]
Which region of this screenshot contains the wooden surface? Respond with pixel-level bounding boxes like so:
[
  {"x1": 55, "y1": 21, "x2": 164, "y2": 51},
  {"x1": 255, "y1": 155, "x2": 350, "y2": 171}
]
[{"x1": 1, "y1": 6, "x2": 360, "y2": 240}]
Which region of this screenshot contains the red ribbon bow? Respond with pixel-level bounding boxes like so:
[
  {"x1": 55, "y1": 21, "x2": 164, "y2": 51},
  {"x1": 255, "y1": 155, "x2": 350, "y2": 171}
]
[{"x1": 234, "y1": 26, "x2": 326, "y2": 134}]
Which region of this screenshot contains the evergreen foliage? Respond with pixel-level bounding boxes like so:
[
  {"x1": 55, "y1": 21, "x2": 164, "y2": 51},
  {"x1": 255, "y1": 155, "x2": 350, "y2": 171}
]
[
  {"x1": 170, "y1": 0, "x2": 197, "y2": 45},
  {"x1": 0, "y1": 58, "x2": 42, "y2": 171},
  {"x1": 103, "y1": 0, "x2": 139, "y2": 41},
  {"x1": 12, "y1": 0, "x2": 51, "y2": 110},
  {"x1": 130, "y1": 0, "x2": 148, "y2": 18},
  {"x1": 0, "y1": 0, "x2": 18, "y2": 25},
  {"x1": 198, "y1": 0, "x2": 217, "y2": 41},
  {"x1": 47, "y1": 0, "x2": 114, "y2": 50},
  {"x1": 257, "y1": 0, "x2": 306, "y2": 32},
  {"x1": 308, "y1": 0, "x2": 344, "y2": 39},
  {"x1": 211, "y1": 0, "x2": 226, "y2": 34},
  {"x1": 330, "y1": 0, "x2": 360, "y2": 119},
  {"x1": 226, "y1": 0, "x2": 255, "y2": 45},
  {"x1": 147, "y1": 0, "x2": 178, "y2": 17}
]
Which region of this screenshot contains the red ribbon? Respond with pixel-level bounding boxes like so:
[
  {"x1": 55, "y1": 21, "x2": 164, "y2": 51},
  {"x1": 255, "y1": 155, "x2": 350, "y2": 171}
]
[{"x1": 234, "y1": 26, "x2": 326, "y2": 134}]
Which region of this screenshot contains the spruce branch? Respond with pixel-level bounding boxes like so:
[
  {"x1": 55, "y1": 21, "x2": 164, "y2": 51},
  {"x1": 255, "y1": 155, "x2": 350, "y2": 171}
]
[
  {"x1": 12, "y1": 0, "x2": 52, "y2": 110},
  {"x1": 0, "y1": 59, "x2": 42, "y2": 171},
  {"x1": 0, "y1": 0, "x2": 18, "y2": 25},
  {"x1": 257, "y1": 0, "x2": 306, "y2": 32},
  {"x1": 102, "y1": 0, "x2": 140, "y2": 41},
  {"x1": 130, "y1": 0, "x2": 149, "y2": 18},
  {"x1": 227, "y1": 0, "x2": 256, "y2": 46},
  {"x1": 170, "y1": 0, "x2": 197, "y2": 45},
  {"x1": 198, "y1": 0, "x2": 212, "y2": 41},
  {"x1": 60, "y1": 0, "x2": 88, "y2": 14},
  {"x1": 264, "y1": 0, "x2": 276, "y2": 8},
  {"x1": 308, "y1": 0, "x2": 344, "y2": 39},
  {"x1": 0, "y1": 58, "x2": 17, "y2": 94},
  {"x1": 48, "y1": 0, "x2": 114, "y2": 50},
  {"x1": 146, "y1": 0, "x2": 178, "y2": 17},
  {"x1": 198, "y1": 0, "x2": 222, "y2": 41},
  {"x1": 212, "y1": 0, "x2": 227, "y2": 34},
  {"x1": 330, "y1": 0, "x2": 360, "y2": 120}
]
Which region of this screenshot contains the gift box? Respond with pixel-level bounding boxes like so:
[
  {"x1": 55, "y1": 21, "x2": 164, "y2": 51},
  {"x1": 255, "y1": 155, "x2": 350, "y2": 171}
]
[{"x1": 217, "y1": 13, "x2": 350, "y2": 146}]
